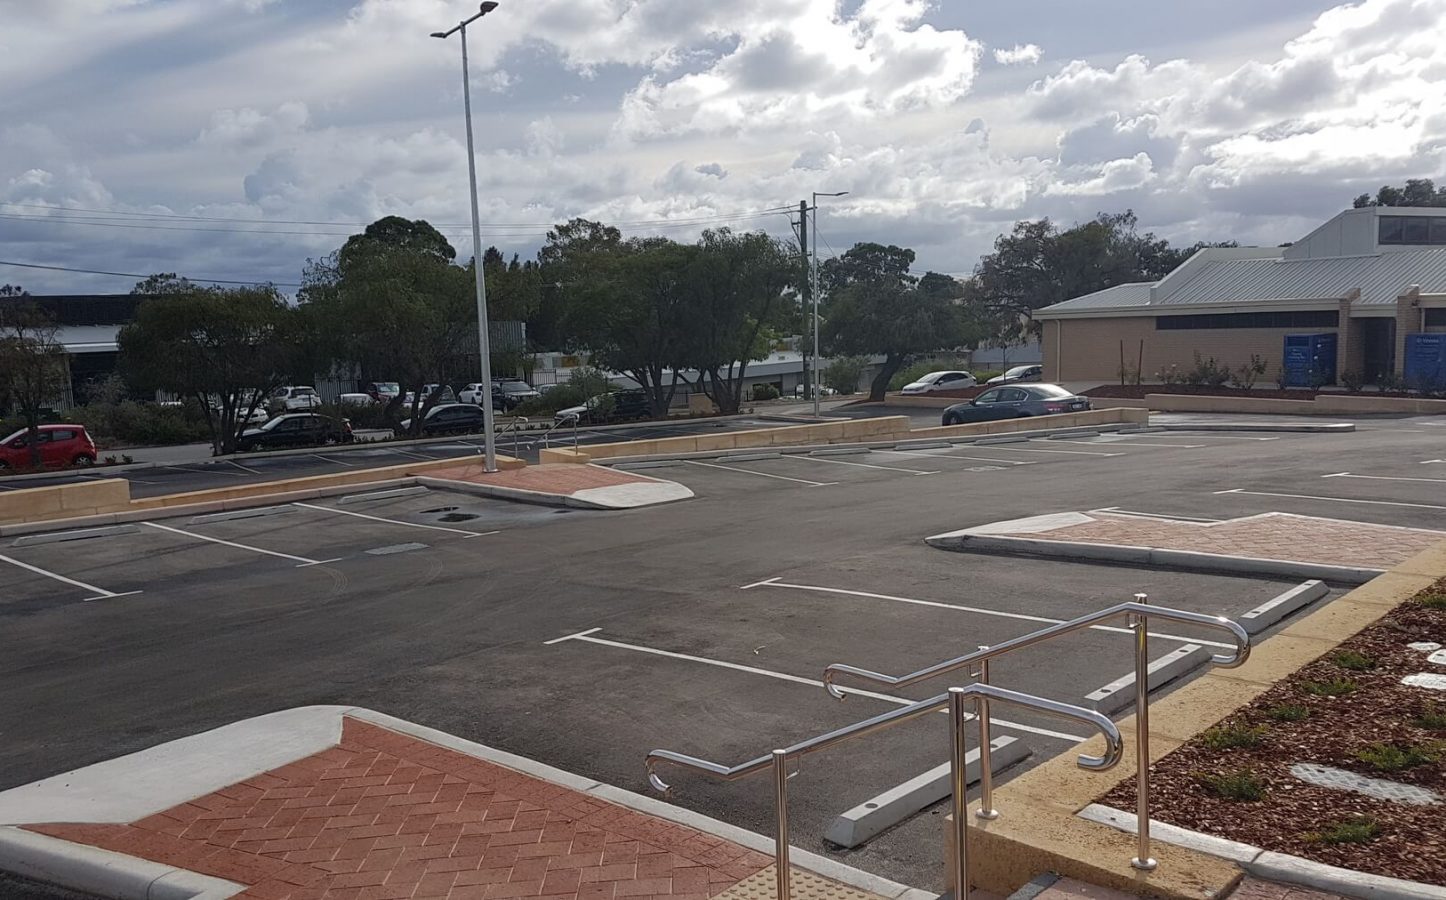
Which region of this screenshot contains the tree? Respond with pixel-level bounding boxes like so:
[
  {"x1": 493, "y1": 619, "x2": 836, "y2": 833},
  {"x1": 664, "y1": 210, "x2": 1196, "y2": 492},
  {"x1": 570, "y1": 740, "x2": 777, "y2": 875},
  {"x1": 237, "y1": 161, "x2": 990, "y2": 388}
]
[
  {"x1": 302, "y1": 217, "x2": 475, "y2": 433},
  {"x1": 118, "y1": 284, "x2": 298, "y2": 455},
  {"x1": 1354, "y1": 179, "x2": 1446, "y2": 208},
  {"x1": 533, "y1": 218, "x2": 625, "y2": 351},
  {"x1": 678, "y1": 229, "x2": 797, "y2": 414},
  {"x1": 819, "y1": 242, "x2": 917, "y2": 296},
  {"x1": 822, "y1": 245, "x2": 975, "y2": 401},
  {"x1": 0, "y1": 289, "x2": 68, "y2": 467}
]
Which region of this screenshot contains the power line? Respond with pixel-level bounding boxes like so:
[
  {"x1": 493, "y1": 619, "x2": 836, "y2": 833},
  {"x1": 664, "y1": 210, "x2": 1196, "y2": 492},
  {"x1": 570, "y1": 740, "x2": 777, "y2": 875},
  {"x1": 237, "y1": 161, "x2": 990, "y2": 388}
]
[{"x1": 0, "y1": 259, "x2": 304, "y2": 288}]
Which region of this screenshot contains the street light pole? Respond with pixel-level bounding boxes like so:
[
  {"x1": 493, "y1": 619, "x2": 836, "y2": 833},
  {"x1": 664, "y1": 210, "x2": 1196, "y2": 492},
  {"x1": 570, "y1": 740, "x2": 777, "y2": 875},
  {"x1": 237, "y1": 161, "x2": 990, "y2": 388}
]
[
  {"x1": 811, "y1": 191, "x2": 849, "y2": 418},
  {"x1": 433, "y1": 2, "x2": 501, "y2": 473}
]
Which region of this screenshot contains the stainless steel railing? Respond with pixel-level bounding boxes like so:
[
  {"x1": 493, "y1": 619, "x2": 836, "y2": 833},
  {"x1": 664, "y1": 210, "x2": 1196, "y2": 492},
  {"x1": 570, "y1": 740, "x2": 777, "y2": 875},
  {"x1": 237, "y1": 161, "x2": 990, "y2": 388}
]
[
  {"x1": 523, "y1": 411, "x2": 581, "y2": 452},
  {"x1": 823, "y1": 595, "x2": 1251, "y2": 871},
  {"x1": 647, "y1": 684, "x2": 1122, "y2": 900},
  {"x1": 493, "y1": 417, "x2": 529, "y2": 459}
]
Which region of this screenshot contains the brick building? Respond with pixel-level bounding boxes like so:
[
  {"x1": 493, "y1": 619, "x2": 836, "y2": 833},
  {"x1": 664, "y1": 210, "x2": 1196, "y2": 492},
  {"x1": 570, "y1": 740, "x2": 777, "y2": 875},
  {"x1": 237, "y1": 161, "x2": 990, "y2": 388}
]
[{"x1": 1035, "y1": 206, "x2": 1446, "y2": 385}]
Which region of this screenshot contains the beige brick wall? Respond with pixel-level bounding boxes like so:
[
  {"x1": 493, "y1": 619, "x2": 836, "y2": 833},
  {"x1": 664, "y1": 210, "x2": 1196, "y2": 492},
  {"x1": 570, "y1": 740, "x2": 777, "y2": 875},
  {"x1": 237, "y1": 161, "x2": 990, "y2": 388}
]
[{"x1": 1046, "y1": 316, "x2": 1338, "y2": 382}]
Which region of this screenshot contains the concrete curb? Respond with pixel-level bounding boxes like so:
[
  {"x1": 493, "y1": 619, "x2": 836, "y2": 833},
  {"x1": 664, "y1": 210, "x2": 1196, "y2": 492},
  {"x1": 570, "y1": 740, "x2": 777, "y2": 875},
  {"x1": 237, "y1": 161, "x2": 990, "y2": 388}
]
[
  {"x1": 0, "y1": 828, "x2": 243, "y2": 900},
  {"x1": 1239, "y1": 580, "x2": 1330, "y2": 634},
  {"x1": 1078, "y1": 804, "x2": 1446, "y2": 900},
  {"x1": 0, "y1": 706, "x2": 928, "y2": 900},
  {"x1": 824, "y1": 737, "x2": 1029, "y2": 849},
  {"x1": 924, "y1": 532, "x2": 1385, "y2": 585},
  {"x1": 1085, "y1": 644, "x2": 1210, "y2": 715},
  {"x1": 11, "y1": 525, "x2": 140, "y2": 547},
  {"x1": 1157, "y1": 422, "x2": 1356, "y2": 434}
]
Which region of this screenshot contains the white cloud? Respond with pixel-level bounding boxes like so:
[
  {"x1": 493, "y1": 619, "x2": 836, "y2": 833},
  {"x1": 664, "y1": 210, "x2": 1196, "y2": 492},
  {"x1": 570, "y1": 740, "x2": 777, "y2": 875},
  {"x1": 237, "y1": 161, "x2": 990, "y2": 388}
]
[{"x1": 993, "y1": 44, "x2": 1042, "y2": 66}]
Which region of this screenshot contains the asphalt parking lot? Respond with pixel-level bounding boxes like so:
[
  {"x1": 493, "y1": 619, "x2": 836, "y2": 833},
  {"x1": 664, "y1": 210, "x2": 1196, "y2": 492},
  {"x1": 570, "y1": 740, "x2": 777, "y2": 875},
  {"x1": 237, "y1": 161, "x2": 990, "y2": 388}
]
[
  {"x1": 0, "y1": 416, "x2": 796, "y2": 498},
  {"x1": 2, "y1": 417, "x2": 1443, "y2": 890}
]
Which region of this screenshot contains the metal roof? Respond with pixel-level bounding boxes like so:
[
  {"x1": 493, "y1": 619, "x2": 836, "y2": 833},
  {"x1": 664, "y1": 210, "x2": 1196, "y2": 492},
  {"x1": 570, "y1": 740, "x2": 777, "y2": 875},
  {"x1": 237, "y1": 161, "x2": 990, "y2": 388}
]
[
  {"x1": 1161, "y1": 248, "x2": 1446, "y2": 306},
  {"x1": 1032, "y1": 282, "x2": 1155, "y2": 314}
]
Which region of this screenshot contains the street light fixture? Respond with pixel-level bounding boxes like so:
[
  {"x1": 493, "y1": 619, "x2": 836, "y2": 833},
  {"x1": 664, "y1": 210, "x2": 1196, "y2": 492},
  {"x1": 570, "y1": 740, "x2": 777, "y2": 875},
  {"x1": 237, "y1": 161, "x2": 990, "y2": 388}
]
[
  {"x1": 811, "y1": 190, "x2": 849, "y2": 418},
  {"x1": 432, "y1": 2, "x2": 501, "y2": 472}
]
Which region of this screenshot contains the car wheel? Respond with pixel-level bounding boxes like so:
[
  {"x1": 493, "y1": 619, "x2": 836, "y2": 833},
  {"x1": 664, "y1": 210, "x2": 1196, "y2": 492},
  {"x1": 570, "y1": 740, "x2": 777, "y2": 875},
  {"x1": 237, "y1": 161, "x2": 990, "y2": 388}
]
[
  {"x1": 72, "y1": 454, "x2": 95, "y2": 467},
  {"x1": 0, "y1": 460, "x2": 9, "y2": 470},
  {"x1": 323, "y1": 435, "x2": 339, "y2": 446},
  {"x1": 942, "y1": 415, "x2": 959, "y2": 426}
]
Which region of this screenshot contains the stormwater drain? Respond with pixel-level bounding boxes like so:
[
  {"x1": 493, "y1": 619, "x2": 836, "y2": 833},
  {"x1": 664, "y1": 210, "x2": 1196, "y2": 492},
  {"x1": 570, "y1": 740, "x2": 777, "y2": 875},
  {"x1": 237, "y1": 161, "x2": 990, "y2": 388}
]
[
  {"x1": 439, "y1": 513, "x2": 480, "y2": 523},
  {"x1": 1290, "y1": 763, "x2": 1440, "y2": 805},
  {"x1": 420, "y1": 506, "x2": 459, "y2": 514},
  {"x1": 366, "y1": 542, "x2": 430, "y2": 556}
]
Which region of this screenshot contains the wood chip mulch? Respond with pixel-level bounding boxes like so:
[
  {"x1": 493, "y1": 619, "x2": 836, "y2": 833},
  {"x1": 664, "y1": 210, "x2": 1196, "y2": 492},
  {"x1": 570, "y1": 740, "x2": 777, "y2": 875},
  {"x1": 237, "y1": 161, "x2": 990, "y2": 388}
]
[{"x1": 1101, "y1": 580, "x2": 1446, "y2": 885}]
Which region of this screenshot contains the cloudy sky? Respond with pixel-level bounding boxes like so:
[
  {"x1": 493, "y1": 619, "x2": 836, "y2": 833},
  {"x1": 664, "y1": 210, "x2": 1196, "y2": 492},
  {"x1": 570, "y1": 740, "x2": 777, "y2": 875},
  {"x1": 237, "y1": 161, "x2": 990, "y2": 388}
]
[{"x1": 2, "y1": 0, "x2": 1444, "y2": 294}]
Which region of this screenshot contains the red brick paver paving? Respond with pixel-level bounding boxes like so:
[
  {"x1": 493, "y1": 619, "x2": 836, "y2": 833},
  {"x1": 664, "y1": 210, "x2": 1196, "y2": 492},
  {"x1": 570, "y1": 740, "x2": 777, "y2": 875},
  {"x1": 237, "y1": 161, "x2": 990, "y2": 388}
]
[
  {"x1": 423, "y1": 463, "x2": 658, "y2": 497},
  {"x1": 1226, "y1": 876, "x2": 1347, "y2": 900},
  {"x1": 1022, "y1": 512, "x2": 1442, "y2": 569},
  {"x1": 30, "y1": 718, "x2": 771, "y2": 900}
]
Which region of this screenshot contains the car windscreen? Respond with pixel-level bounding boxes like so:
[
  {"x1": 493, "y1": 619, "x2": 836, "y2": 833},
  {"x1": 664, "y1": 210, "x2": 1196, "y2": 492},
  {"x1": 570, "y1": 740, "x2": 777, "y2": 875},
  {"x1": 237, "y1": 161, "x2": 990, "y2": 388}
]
[
  {"x1": 375, "y1": 383, "x2": 399, "y2": 391},
  {"x1": 502, "y1": 383, "x2": 534, "y2": 394},
  {"x1": 1005, "y1": 366, "x2": 1034, "y2": 377},
  {"x1": 1027, "y1": 384, "x2": 1074, "y2": 398},
  {"x1": 916, "y1": 372, "x2": 946, "y2": 383}
]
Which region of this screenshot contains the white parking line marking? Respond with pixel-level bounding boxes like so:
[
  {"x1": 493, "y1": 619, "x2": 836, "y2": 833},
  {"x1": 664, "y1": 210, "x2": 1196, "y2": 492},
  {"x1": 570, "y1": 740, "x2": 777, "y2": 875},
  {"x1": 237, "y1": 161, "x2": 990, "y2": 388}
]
[
  {"x1": 142, "y1": 521, "x2": 341, "y2": 566},
  {"x1": 1161, "y1": 434, "x2": 1281, "y2": 442},
  {"x1": 682, "y1": 459, "x2": 837, "y2": 487},
  {"x1": 1048, "y1": 439, "x2": 1204, "y2": 449},
  {"x1": 1423, "y1": 459, "x2": 1446, "y2": 465},
  {"x1": 544, "y1": 627, "x2": 602, "y2": 645},
  {"x1": 883, "y1": 450, "x2": 1034, "y2": 466},
  {"x1": 0, "y1": 552, "x2": 142, "y2": 602},
  {"x1": 228, "y1": 460, "x2": 263, "y2": 475},
  {"x1": 547, "y1": 630, "x2": 1086, "y2": 742},
  {"x1": 747, "y1": 580, "x2": 1236, "y2": 649},
  {"x1": 1214, "y1": 488, "x2": 1446, "y2": 511},
  {"x1": 311, "y1": 454, "x2": 357, "y2": 467},
  {"x1": 292, "y1": 502, "x2": 497, "y2": 538},
  {"x1": 739, "y1": 576, "x2": 783, "y2": 590},
  {"x1": 1092, "y1": 507, "x2": 1223, "y2": 523},
  {"x1": 784, "y1": 456, "x2": 938, "y2": 476},
  {"x1": 1322, "y1": 472, "x2": 1446, "y2": 484},
  {"x1": 165, "y1": 464, "x2": 246, "y2": 478},
  {"x1": 986, "y1": 446, "x2": 1124, "y2": 457}
]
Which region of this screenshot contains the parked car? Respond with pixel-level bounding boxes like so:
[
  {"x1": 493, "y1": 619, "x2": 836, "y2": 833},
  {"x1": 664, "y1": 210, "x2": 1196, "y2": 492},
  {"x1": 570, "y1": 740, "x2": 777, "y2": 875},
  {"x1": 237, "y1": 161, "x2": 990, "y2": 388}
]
[
  {"x1": 792, "y1": 384, "x2": 839, "y2": 399},
  {"x1": 420, "y1": 383, "x2": 458, "y2": 403},
  {"x1": 900, "y1": 370, "x2": 978, "y2": 394},
  {"x1": 0, "y1": 424, "x2": 98, "y2": 469},
  {"x1": 237, "y1": 406, "x2": 271, "y2": 426},
  {"x1": 236, "y1": 413, "x2": 352, "y2": 452},
  {"x1": 337, "y1": 393, "x2": 378, "y2": 407},
  {"x1": 985, "y1": 365, "x2": 1044, "y2": 386},
  {"x1": 398, "y1": 403, "x2": 486, "y2": 436},
  {"x1": 492, "y1": 380, "x2": 541, "y2": 411},
  {"x1": 366, "y1": 381, "x2": 401, "y2": 402},
  {"x1": 554, "y1": 390, "x2": 650, "y2": 425},
  {"x1": 268, "y1": 385, "x2": 323, "y2": 414},
  {"x1": 941, "y1": 384, "x2": 1090, "y2": 426}
]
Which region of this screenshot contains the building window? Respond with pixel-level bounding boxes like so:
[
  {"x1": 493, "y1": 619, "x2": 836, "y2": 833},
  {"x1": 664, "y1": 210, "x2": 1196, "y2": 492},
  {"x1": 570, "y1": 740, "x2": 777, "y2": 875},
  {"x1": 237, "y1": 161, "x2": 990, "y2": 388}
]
[
  {"x1": 1426, "y1": 309, "x2": 1446, "y2": 327},
  {"x1": 1156, "y1": 311, "x2": 1339, "y2": 330},
  {"x1": 1379, "y1": 215, "x2": 1446, "y2": 245}
]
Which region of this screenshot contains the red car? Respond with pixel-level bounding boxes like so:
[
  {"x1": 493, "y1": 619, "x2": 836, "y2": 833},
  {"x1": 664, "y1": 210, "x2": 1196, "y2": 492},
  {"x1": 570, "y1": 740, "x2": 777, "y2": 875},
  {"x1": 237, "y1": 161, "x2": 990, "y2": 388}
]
[{"x1": 0, "y1": 424, "x2": 99, "y2": 470}]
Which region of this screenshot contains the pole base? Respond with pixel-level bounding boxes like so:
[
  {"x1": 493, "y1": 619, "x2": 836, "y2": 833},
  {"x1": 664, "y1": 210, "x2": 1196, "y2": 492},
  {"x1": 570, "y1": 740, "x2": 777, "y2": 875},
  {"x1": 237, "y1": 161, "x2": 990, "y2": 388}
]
[
  {"x1": 1131, "y1": 857, "x2": 1158, "y2": 871},
  {"x1": 974, "y1": 809, "x2": 999, "y2": 821}
]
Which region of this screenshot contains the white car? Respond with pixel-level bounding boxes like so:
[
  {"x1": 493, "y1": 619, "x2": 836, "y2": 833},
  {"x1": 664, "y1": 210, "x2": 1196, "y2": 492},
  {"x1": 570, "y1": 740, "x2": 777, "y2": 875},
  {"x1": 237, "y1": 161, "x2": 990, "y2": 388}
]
[
  {"x1": 338, "y1": 393, "x2": 377, "y2": 407},
  {"x1": 459, "y1": 383, "x2": 490, "y2": 405},
  {"x1": 986, "y1": 365, "x2": 1044, "y2": 386},
  {"x1": 268, "y1": 385, "x2": 323, "y2": 413},
  {"x1": 900, "y1": 371, "x2": 978, "y2": 394}
]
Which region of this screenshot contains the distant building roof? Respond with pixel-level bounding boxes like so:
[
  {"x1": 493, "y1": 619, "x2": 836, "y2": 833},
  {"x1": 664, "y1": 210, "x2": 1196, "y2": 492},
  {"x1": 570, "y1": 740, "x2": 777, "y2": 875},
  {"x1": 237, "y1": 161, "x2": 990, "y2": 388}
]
[
  {"x1": 1034, "y1": 282, "x2": 1155, "y2": 315},
  {"x1": 1161, "y1": 248, "x2": 1446, "y2": 307}
]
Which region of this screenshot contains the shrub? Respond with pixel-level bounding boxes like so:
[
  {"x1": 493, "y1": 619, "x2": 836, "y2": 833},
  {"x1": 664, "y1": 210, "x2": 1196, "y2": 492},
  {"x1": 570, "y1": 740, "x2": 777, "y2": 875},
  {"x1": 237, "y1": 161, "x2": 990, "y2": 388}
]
[
  {"x1": 320, "y1": 401, "x2": 393, "y2": 430},
  {"x1": 972, "y1": 370, "x2": 1003, "y2": 383},
  {"x1": 1196, "y1": 770, "x2": 1265, "y2": 801},
  {"x1": 1275, "y1": 367, "x2": 1289, "y2": 390},
  {"x1": 1413, "y1": 702, "x2": 1446, "y2": 731},
  {"x1": 1201, "y1": 723, "x2": 1268, "y2": 750},
  {"x1": 1309, "y1": 365, "x2": 1334, "y2": 390},
  {"x1": 1300, "y1": 677, "x2": 1358, "y2": 697},
  {"x1": 69, "y1": 401, "x2": 210, "y2": 446},
  {"x1": 1228, "y1": 354, "x2": 1268, "y2": 390},
  {"x1": 1156, "y1": 364, "x2": 1184, "y2": 386},
  {"x1": 751, "y1": 383, "x2": 781, "y2": 401},
  {"x1": 1266, "y1": 704, "x2": 1310, "y2": 722},
  {"x1": 1420, "y1": 592, "x2": 1446, "y2": 610},
  {"x1": 1305, "y1": 817, "x2": 1379, "y2": 845},
  {"x1": 1187, "y1": 352, "x2": 1230, "y2": 388},
  {"x1": 823, "y1": 356, "x2": 868, "y2": 395},
  {"x1": 1355, "y1": 741, "x2": 1441, "y2": 773},
  {"x1": 1341, "y1": 369, "x2": 1365, "y2": 393},
  {"x1": 1332, "y1": 649, "x2": 1377, "y2": 671}
]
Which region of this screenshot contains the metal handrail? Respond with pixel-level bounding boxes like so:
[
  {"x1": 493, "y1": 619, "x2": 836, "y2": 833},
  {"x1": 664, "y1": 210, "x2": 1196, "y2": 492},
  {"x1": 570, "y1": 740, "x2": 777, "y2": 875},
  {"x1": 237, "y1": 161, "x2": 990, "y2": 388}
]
[
  {"x1": 647, "y1": 683, "x2": 1122, "y2": 900},
  {"x1": 526, "y1": 411, "x2": 580, "y2": 452},
  {"x1": 492, "y1": 416, "x2": 530, "y2": 459},
  {"x1": 823, "y1": 596, "x2": 1250, "y2": 871}
]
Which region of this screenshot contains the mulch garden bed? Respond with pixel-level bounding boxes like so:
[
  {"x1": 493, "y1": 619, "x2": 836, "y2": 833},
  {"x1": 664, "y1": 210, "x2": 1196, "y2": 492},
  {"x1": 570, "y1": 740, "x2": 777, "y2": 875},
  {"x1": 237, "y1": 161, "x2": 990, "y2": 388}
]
[{"x1": 1101, "y1": 579, "x2": 1446, "y2": 885}]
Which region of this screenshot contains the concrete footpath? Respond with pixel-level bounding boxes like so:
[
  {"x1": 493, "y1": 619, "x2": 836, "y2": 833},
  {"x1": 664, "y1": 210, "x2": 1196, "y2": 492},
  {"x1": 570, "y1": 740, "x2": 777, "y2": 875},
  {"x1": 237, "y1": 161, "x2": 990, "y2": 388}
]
[{"x1": 0, "y1": 708, "x2": 923, "y2": 900}]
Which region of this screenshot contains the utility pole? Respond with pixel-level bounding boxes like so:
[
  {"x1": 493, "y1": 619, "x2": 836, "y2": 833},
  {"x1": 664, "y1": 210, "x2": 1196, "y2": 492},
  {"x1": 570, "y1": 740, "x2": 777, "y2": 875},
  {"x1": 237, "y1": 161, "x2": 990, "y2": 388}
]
[{"x1": 798, "y1": 199, "x2": 810, "y2": 405}]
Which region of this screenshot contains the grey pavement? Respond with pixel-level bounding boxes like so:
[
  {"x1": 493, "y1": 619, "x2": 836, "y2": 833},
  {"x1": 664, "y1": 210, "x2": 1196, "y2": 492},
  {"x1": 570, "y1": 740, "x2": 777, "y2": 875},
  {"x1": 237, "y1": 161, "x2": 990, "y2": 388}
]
[{"x1": 1, "y1": 418, "x2": 1442, "y2": 891}]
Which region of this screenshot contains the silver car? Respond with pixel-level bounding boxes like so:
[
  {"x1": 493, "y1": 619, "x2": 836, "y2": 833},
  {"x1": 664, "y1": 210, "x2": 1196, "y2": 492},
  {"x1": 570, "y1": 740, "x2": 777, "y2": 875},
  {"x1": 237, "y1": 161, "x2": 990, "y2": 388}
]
[{"x1": 985, "y1": 365, "x2": 1044, "y2": 386}]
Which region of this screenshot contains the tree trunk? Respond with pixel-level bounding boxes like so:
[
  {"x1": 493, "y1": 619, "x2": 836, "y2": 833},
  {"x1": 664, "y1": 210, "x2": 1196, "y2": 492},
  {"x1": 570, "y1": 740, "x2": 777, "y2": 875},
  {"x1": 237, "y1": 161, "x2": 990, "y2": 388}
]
[
  {"x1": 24, "y1": 416, "x2": 41, "y2": 468},
  {"x1": 869, "y1": 354, "x2": 904, "y2": 402}
]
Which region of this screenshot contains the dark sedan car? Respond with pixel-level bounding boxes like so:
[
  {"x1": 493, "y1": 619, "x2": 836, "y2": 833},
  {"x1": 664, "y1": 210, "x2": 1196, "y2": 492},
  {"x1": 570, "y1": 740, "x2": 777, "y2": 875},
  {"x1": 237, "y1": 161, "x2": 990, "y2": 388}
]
[
  {"x1": 398, "y1": 402, "x2": 486, "y2": 436},
  {"x1": 941, "y1": 384, "x2": 1090, "y2": 425},
  {"x1": 237, "y1": 413, "x2": 352, "y2": 452}
]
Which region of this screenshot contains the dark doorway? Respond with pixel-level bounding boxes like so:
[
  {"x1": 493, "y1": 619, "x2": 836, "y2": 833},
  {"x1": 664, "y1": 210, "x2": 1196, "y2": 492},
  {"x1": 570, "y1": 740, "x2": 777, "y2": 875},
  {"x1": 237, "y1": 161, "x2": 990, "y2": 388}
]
[{"x1": 1360, "y1": 318, "x2": 1395, "y2": 383}]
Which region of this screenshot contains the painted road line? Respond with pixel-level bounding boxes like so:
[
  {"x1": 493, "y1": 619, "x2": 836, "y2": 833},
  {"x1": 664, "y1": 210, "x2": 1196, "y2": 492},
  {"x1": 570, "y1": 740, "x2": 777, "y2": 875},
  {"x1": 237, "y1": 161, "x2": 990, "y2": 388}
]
[
  {"x1": 390, "y1": 449, "x2": 440, "y2": 461},
  {"x1": 1042, "y1": 439, "x2": 1205, "y2": 449},
  {"x1": 884, "y1": 450, "x2": 1034, "y2": 466},
  {"x1": 1422, "y1": 459, "x2": 1446, "y2": 465},
  {"x1": 682, "y1": 459, "x2": 837, "y2": 487},
  {"x1": 227, "y1": 460, "x2": 264, "y2": 476},
  {"x1": 1092, "y1": 507, "x2": 1224, "y2": 523},
  {"x1": 311, "y1": 454, "x2": 358, "y2": 467},
  {"x1": 744, "y1": 580, "x2": 1236, "y2": 650},
  {"x1": 142, "y1": 521, "x2": 341, "y2": 567},
  {"x1": 782, "y1": 455, "x2": 939, "y2": 476},
  {"x1": 291, "y1": 502, "x2": 497, "y2": 538},
  {"x1": 1322, "y1": 472, "x2": 1446, "y2": 484},
  {"x1": 0, "y1": 552, "x2": 141, "y2": 602},
  {"x1": 1214, "y1": 488, "x2": 1446, "y2": 511},
  {"x1": 164, "y1": 464, "x2": 246, "y2": 478},
  {"x1": 547, "y1": 630, "x2": 1086, "y2": 742},
  {"x1": 984, "y1": 445, "x2": 1124, "y2": 457},
  {"x1": 739, "y1": 576, "x2": 783, "y2": 590}
]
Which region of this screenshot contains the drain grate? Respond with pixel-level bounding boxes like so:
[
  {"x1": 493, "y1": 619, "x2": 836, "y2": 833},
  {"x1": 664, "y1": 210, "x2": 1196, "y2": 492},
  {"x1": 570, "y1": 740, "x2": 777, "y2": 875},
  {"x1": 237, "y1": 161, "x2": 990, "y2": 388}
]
[{"x1": 439, "y1": 513, "x2": 480, "y2": 523}]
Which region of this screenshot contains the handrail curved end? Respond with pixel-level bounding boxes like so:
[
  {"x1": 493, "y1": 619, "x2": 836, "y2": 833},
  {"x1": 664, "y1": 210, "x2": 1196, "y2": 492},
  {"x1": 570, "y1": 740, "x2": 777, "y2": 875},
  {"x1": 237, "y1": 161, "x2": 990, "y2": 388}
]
[{"x1": 1211, "y1": 619, "x2": 1252, "y2": 669}]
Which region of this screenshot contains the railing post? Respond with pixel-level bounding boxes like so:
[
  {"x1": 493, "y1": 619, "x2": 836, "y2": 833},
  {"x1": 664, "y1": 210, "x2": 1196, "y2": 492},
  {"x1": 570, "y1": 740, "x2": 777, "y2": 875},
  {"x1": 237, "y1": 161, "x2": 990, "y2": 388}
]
[
  {"x1": 771, "y1": 749, "x2": 791, "y2": 900},
  {"x1": 948, "y1": 687, "x2": 972, "y2": 900},
  {"x1": 973, "y1": 649, "x2": 998, "y2": 820},
  {"x1": 1130, "y1": 592, "x2": 1157, "y2": 871}
]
